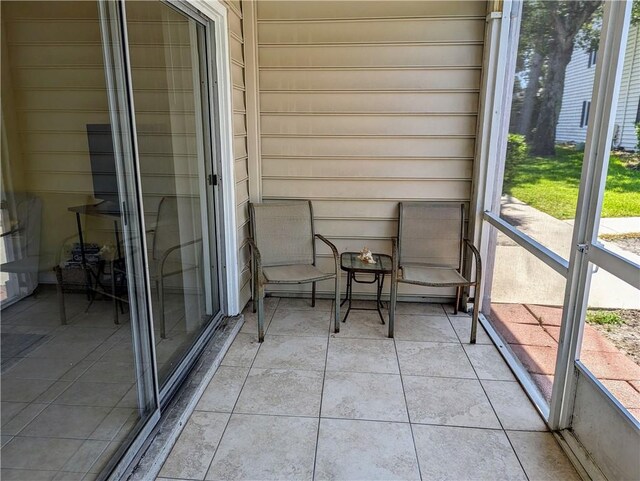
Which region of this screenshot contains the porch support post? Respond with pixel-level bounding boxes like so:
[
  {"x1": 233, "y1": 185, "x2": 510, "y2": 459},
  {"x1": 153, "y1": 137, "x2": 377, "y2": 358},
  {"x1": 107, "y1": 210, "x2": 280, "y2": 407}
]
[{"x1": 242, "y1": 0, "x2": 262, "y2": 203}]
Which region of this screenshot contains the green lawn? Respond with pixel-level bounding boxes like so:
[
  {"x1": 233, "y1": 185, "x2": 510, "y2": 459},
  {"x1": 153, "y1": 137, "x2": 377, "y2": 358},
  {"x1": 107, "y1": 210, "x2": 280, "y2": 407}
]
[{"x1": 503, "y1": 146, "x2": 640, "y2": 219}]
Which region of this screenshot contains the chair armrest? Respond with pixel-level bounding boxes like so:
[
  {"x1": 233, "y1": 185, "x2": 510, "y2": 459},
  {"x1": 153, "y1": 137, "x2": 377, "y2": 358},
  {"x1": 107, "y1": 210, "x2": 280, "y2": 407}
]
[
  {"x1": 247, "y1": 237, "x2": 262, "y2": 266},
  {"x1": 463, "y1": 239, "x2": 482, "y2": 286},
  {"x1": 159, "y1": 238, "x2": 203, "y2": 275},
  {"x1": 315, "y1": 234, "x2": 339, "y2": 273}
]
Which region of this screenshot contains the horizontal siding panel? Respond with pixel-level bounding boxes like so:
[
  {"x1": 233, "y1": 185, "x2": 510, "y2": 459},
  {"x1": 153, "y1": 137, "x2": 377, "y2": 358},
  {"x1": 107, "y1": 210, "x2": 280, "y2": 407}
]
[
  {"x1": 12, "y1": 67, "x2": 106, "y2": 89},
  {"x1": 234, "y1": 113, "x2": 247, "y2": 135},
  {"x1": 260, "y1": 114, "x2": 477, "y2": 136},
  {"x1": 232, "y1": 63, "x2": 245, "y2": 88},
  {"x1": 9, "y1": 45, "x2": 103, "y2": 68},
  {"x1": 230, "y1": 36, "x2": 244, "y2": 63},
  {"x1": 228, "y1": 11, "x2": 243, "y2": 40},
  {"x1": 3, "y1": 1, "x2": 99, "y2": 19},
  {"x1": 232, "y1": 87, "x2": 246, "y2": 111},
  {"x1": 233, "y1": 136, "x2": 248, "y2": 159},
  {"x1": 314, "y1": 219, "x2": 396, "y2": 238},
  {"x1": 257, "y1": 1, "x2": 486, "y2": 20},
  {"x1": 259, "y1": 45, "x2": 483, "y2": 68},
  {"x1": 235, "y1": 158, "x2": 248, "y2": 182},
  {"x1": 258, "y1": 18, "x2": 485, "y2": 44},
  {"x1": 262, "y1": 158, "x2": 473, "y2": 179},
  {"x1": 262, "y1": 179, "x2": 469, "y2": 200},
  {"x1": 260, "y1": 92, "x2": 478, "y2": 113},
  {"x1": 237, "y1": 201, "x2": 249, "y2": 227},
  {"x1": 261, "y1": 137, "x2": 475, "y2": 158},
  {"x1": 236, "y1": 178, "x2": 249, "y2": 205},
  {"x1": 259, "y1": 69, "x2": 481, "y2": 91}
]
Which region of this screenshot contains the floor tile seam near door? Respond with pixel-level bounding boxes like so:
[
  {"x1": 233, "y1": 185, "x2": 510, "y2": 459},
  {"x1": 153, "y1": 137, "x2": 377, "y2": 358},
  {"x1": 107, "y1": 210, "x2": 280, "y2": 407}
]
[
  {"x1": 312, "y1": 316, "x2": 331, "y2": 481},
  {"x1": 458, "y1": 337, "x2": 533, "y2": 481},
  {"x1": 392, "y1": 337, "x2": 424, "y2": 481},
  {"x1": 199, "y1": 317, "x2": 273, "y2": 480}
]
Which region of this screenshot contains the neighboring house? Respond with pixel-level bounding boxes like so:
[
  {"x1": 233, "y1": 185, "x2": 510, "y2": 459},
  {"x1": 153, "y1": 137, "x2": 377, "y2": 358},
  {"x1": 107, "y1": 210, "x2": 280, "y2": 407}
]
[{"x1": 557, "y1": 24, "x2": 640, "y2": 150}]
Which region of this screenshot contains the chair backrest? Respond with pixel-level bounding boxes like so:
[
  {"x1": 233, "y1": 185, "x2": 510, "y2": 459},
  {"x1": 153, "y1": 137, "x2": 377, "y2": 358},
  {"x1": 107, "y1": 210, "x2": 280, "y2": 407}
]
[
  {"x1": 152, "y1": 196, "x2": 201, "y2": 261},
  {"x1": 250, "y1": 201, "x2": 315, "y2": 267},
  {"x1": 398, "y1": 202, "x2": 464, "y2": 270}
]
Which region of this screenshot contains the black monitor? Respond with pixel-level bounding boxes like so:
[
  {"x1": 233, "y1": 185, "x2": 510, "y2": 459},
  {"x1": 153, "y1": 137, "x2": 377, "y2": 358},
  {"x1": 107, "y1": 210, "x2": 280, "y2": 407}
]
[{"x1": 86, "y1": 124, "x2": 119, "y2": 205}]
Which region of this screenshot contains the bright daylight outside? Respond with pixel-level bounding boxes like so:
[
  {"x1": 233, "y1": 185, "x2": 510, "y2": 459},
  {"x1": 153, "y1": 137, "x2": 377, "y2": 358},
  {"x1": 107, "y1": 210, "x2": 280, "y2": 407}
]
[{"x1": 484, "y1": 0, "x2": 640, "y2": 418}]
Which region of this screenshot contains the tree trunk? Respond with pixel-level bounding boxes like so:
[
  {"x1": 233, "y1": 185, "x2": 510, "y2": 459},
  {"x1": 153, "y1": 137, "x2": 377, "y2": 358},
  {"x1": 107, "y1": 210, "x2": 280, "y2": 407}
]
[
  {"x1": 518, "y1": 51, "x2": 543, "y2": 139},
  {"x1": 530, "y1": 44, "x2": 574, "y2": 156}
]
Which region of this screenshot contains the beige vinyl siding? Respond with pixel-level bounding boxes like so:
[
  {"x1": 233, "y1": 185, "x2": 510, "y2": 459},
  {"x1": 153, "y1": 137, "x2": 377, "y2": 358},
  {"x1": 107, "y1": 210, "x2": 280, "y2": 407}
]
[
  {"x1": 224, "y1": 1, "x2": 252, "y2": 309},
  {"x1": 255, "y1": 0, "x2": 485, "y2": 299}
]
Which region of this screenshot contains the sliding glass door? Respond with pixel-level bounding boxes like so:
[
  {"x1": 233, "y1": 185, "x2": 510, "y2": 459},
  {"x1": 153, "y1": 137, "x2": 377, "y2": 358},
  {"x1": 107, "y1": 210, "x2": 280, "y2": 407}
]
[{"x1": 124, "y1": 0, "x2": 222, "y2": 393}]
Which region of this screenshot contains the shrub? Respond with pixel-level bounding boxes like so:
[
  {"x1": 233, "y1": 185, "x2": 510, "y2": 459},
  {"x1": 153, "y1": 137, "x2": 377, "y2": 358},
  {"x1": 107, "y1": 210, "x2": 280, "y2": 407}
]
[
  {"x1": 586, "y1": 310, "x2": 623, "y2": 325},
  {"x1": 636, "y1": 122, "x2": 640, "y2": 151},
  {"x1": 507, "y1": 133, "x2": 528, "y2": 164}
]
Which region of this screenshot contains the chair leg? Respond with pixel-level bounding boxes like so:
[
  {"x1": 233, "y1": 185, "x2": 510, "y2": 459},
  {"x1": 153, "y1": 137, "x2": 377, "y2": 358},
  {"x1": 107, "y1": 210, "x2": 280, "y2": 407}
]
[
  {"x1": 312, "y1": 281, "x2": 316, "y2": 308},
  {"x1": 389, "y1": 279, "x2": 397, "y2": 338},
  {"x1": 257, "y1": 284, "x2": 265, "y2": 342},
  {"x1": 252, "y1": 263, "x2": 257, "y2": 314},
  {"x1": 470, "y1": 292, "x2": 479, "y2": 344},
  {"x1": 158, "y1": 277, "x2": 166, "y2": 339},
  {"x1": 454, "y1": 286, "x2": 461, "y2": 315},
  {"x1": 333, "y1": 276, "x2": 340, "y2": 333}
]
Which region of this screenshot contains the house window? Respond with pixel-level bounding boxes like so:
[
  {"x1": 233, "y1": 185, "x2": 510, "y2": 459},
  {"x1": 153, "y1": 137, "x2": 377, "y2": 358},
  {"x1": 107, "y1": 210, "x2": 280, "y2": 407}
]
[
  {"x1": 580, "y1": 100, "x2": 591, "y2": 127},
  {"x1": 587, "y1": 49, "x2": 597, "y2": 68}
]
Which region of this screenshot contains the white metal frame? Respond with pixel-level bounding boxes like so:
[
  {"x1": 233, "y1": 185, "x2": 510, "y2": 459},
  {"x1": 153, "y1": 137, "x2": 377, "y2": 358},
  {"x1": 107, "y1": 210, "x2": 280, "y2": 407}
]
[{"x1": 474, "y1": 0, "x2": 638, "y2": 440}]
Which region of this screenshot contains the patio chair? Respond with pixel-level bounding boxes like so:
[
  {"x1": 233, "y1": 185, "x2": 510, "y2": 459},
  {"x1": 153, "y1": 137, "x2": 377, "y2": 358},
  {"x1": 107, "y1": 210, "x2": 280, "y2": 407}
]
[
  {"x1": 248, "y1": 200, "x2": 340, "y2": 342},
  {"x1": 148, "y1": 196, "x2": 203, "y2": 339},
  {"x1": 389, "y1": 202, "x2": 482, "y2": 343}
]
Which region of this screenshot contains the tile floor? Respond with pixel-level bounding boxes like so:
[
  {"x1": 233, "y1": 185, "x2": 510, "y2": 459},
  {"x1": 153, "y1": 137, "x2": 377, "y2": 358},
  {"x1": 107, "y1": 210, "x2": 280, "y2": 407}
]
[
  {"x1": 0, "y1": 286, "x2": 198, "y2": 481},
  {"x1": 158, "y1": 298, "x2": 582, "y2": 481}
]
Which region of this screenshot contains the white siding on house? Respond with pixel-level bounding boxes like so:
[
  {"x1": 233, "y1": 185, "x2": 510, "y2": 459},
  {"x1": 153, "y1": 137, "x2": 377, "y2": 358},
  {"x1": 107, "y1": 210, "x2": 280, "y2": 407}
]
[
  {"x1": 253, "y1": 0, "x2": 485, "y2": 300},
  {"x1": 613, "y1": 24, "x2": 640, "y2": 151},
  {"x1": 556, "y1": 48, "x2": 596, "y2": 144}
]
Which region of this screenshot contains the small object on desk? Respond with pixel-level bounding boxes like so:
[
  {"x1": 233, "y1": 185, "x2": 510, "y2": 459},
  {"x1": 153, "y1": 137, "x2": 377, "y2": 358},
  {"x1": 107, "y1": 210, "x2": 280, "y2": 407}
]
[{"x1": 357, "y1": 246, "x2": 376, "y2": 264}]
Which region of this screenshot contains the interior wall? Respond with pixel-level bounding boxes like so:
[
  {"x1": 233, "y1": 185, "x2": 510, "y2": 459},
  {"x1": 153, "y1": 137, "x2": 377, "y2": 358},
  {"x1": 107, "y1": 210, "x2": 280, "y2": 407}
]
[
  {"x1": 2, "y1": 1, "x2": 114, "y2": 278},
  {"x1": 224, "y1": 0, "x2": 252, "y2": 309},
  {"x1": 253, "y1": 0, "x2": 486, "y2": 298}
]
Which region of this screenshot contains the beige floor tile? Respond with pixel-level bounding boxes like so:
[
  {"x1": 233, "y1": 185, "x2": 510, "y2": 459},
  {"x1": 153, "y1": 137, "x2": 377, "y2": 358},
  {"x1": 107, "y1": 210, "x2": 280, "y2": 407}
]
[
  {"x1": 220, "y1": 333, "x2": 261, "y2": 367},
  {"x1": 393, "y1": 315, "x2": 459, "y2": 343},
  {"x1": 0, "y1": 378, "x2": 55, "y2": 403},
  {"x1": 1, "y1": 436, "x2": 84, "y2": 471},
  {"x1": 54, "y1": 381, "x2": 132, "y2": 408},
  {"x1": 21, "y1": 404, "x2": 111, "y2": 439},
  {"x1": 253, "y1": 335, "x2": 327, "y2": 371},
  {"x1": 404, "y1": 376, "x2": 500, "y2": 428},
  {"x1": 196, "y1": 366, "x2": 249, "y2": 413},
  {"x1": 205, "y1": 414, "x2": 317, "y2": 481},
  {"x1": 326, "y1": 338, "x2": 398, "y2": 374},
  {"x1": 61, "y1": 440, "x2": 109, "y2": 474},
  {"x1": 1, "y1": 402, "x2": 28, "y2": 426},
  {"x1": 448, "y1": 316, "x2": 493, "y2": 344},
  {"x1": 321, "y1": 371, "x2": 408, "y2": 422},
  {"x1": 160, "y1": 411, "x2": 229, "y2": 480},
  {"x1": 33, "y1": 381, "x2": 73, "y2": 403},
  {"x1": 277, "y1": 297, "x2": 332, "y2": 312},
  {"x1": 1, "y1": 403, "x2": 48, "y2": 436},
  {"x1": 334, "y1": 310, "x2": 387, "y2": 339},
  {"x1": 0, "y1": 468, "x2": 59, "y2": 480},
  {"x1": 89, "y1": 407, "x2": 137, "y2": 441},
  {"x1": 235, "y1": 368, "x2": 323, "y2": 417},
  {"x1": 239, "y1": 309, "x2": 275, "y2": 335},
  {"x1": 394, "y1": 302, "x2": 446, "y2": 316},
  {"x1": 3, "y1": 357, "x2": 77, "y2": 380},
  {"x1": 413, "y1": 424, "x2": 527, "y2": 481},
  {"x1": 396, "y1": 341, "x2": 476, "y2": 378},
  {"x1": 507, "y1": 431, "x2": 581, "y2": 481},
  {"x1": 463, "y1": 344, "x2": 516, "y2": 381},
  {"x1": 315, "y1": 418, "x2": 420, "y2": 481},
  {"x1": 481, "y1": 380, "x2": 548, "y2": 431},
  {"x1": 267, "y1": 309, "x2": 331, "y2": 337},
  {"x1": 77, "y1": 361, "x2": 136, "y2": 384}
]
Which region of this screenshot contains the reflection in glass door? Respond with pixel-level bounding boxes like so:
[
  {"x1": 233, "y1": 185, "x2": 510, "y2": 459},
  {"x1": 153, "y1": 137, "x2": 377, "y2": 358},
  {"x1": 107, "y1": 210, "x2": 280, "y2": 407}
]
[{"x1": 125, "y1": 1, "x2": 221, "y2": 389}]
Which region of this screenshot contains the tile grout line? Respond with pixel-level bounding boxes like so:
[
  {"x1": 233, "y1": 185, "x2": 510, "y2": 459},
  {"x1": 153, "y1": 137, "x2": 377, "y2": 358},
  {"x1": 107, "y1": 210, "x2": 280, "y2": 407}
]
[
  {"x1": 198, "y1": 297, "x2": 279, "y2": 480},
  {"x1": 392, "y1": 322, "x2": 424, "y2": 481},
  {"x1": 453, "y1": 310, "x2": 532, "y2": 481},
  {"x1": 311, "y1": 299, "x2": 333, "y2": 481}
]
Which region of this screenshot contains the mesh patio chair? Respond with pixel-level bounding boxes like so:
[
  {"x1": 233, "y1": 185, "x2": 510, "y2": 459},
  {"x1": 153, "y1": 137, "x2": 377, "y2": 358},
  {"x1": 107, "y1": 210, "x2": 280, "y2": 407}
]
[
  {"x1": 389, "y1": 202, "x2": 482, "y2": 343},
  {"x1": 248, "y1": 200, "x2": 340, "y2": 342}
]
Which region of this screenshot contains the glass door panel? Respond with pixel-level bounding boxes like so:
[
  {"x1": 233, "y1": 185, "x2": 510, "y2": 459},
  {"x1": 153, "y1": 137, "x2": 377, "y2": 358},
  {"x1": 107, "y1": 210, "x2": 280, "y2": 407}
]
[
  {"x1": 500, "y1": 1, "x2": 602, "y2": 259},
  {"x1": 0, "y1": 1, "x2": 157, "y2": 478},
  {"x1": 125, "y1": 1, "x2": 220, "y2": 388}
]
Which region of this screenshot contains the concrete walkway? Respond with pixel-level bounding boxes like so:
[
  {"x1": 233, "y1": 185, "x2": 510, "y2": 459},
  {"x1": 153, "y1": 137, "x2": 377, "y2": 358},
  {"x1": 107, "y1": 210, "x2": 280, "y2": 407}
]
[{"x1": 494, "y1": 197, "x2": 639, "y2": 309}]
